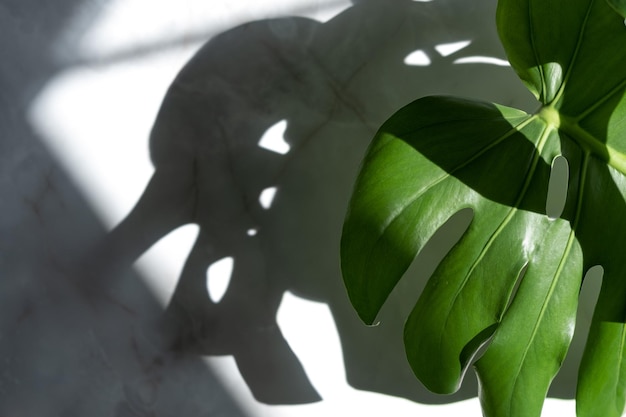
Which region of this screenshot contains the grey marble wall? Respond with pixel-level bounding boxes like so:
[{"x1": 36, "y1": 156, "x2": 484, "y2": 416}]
[{"x1": 0, "y1": 0, "x2": 594, "y2": 415}]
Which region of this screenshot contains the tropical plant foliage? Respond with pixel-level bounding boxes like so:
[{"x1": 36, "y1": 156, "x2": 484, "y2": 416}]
[{"x1": 340, "y1": 0, "x2": 626, "y2": 416}]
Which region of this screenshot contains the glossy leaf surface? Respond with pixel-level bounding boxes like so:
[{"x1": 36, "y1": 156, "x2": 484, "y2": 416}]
[{"x1": 340, "y1": 1, "x2": 626, "y2": 416}]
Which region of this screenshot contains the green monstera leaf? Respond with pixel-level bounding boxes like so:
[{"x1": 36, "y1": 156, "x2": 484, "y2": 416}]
[{"x1": 340, "y1": 1, "x2": 626, "y2": 416}]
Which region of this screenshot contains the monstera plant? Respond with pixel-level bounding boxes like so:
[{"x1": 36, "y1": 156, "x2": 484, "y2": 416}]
[{"x1": 340, "y1": 0, "x2": 626, "y2": 416}]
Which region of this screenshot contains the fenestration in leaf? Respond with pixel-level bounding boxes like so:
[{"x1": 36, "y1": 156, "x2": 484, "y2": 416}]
[{"x1": 340, "y1": 1, "x2": 626, "y2": 417}]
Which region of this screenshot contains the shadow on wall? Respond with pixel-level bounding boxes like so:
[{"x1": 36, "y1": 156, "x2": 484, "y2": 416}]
[
  {"x1": 92, "y1": 0, "x2": 584, "y2": 406},
  {"x1": 0, "y1": 0, "x2": 248, "y2": 416}
]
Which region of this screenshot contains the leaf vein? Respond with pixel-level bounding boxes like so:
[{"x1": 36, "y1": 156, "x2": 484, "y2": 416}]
[
  {"x1": 528, "y1": 0, "x2": 547, "y2": 101},
  {"x1": 618, "y1": 325, "x2": 626, "y2": 410},
  {"x1": 361, "y1": 117, "x2": 537, "y2": 317},
  {"x1": 577, "y1": 78, "x2": 626, "y2": 121},
  {"x1": 507, "y1": 228, "x2": 576, "y2": 416},
  {"x1": 436, "y1": 122, "x2": 552, "y2": 371},
  {"x1": 552, "y1": 0, "x2": 597, "y2": 105},
  {"x1": 506, "y1": 151, "x2": 589, "y2": 415},
  {"x1": 370, "y1": 117, "x2": 536, "y2": 240}
]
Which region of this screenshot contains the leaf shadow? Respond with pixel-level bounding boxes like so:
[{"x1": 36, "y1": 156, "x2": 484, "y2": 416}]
[{"x1": 94, "y1": 0, "x2": 566, "y2": 406}]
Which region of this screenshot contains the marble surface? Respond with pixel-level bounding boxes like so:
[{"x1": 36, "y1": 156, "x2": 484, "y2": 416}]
[{"x1": 1, "y1": 0, "x2": 596, "y2": 415}]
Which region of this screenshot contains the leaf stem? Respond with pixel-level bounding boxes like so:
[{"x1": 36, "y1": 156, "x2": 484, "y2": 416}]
[
  {"x1": 558, "y1": 115, "x2": 626, "y2": 176},
  {"x1": 536, "y1": 105, "x2": 626, "y2": 176}
]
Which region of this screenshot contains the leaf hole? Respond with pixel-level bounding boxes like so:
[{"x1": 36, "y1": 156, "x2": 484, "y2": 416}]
[
  {"x1": 576, "y1": 265, "x2": 603, "y2": 332},
  {"x1": 206, "y1": 256, "x2": 234, "y2": 303},
  {"x1": 459, "y1": 323, "x2": 498, "y2": 372},
  {"x1": 581, "y1": 265, "x2": 603, "y2": 314},
  {"x1": 379, "y1": 208, "x2": 474, "y2": 321},
  {"x1": 413, "y1": 207, "x2": 474, "y2": 279},
  {"x1": 502, "y1": 262, "x2": 529, "y2": 318},
  {"x1": 546, "y1": 155, "x2": 569, "y2": 219},
  {"x1": 584, "y1": 264, "x2": 604, "y2": 281},
  {"x1": 547, "y1": 264, "x2": 603, "y2": 397}
]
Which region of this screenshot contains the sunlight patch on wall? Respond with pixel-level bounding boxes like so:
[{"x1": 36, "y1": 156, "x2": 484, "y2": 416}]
[
  {"x1": 260, "y1": 186, "x2": 279, "y2": 209},
  {"x1": 435, "y1": 40, "x2": 471, "y2": 57},
  {"x1": 454, "y1": 56, "x2": 510, "y2": 66},
  {"x1": 206, "y1": 257, "x2": 234, "y2": 303},
  {"x1": 404, "y1": 49, "x2": 431, "y2": 66},
  {"x1": 259, "y1": 119, "x2": 291, "y2": 154},
  {"x1": 205, "y1": 291, "x2": 489, "y2": 417},
  {"x1": 134, "y1": 224, "x2": 200, "y2": 306},
  {"x1": 76, "y1": 0, "x2": 352, "y2": 63},
  {"x1": 277, "y1": 291, "x2": 345, "y2": 396},
  {"x1": 27, "y1": 50, "x2": 188, "y2": 229}
]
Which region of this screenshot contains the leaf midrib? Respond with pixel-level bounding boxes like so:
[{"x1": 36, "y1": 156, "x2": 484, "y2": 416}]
[
  {"x1": 436, "y1": 122, "x2": 553, "y2": 370},
  {"x1": 507, "y1": 228, "x2": 577, "y2": 416},
  {"x1": 505, "y1": 149, "x2": 589, "y2": 416},
  {"x1": 618, "y1": 324, "x2": 626, "y2": 410}
]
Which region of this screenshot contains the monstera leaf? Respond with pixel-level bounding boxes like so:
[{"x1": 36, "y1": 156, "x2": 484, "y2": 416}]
[{"x1": 340, "y1": 1, "x2": 626, "y2": 416}]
